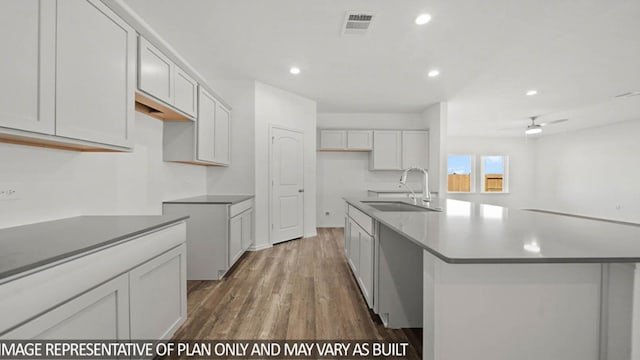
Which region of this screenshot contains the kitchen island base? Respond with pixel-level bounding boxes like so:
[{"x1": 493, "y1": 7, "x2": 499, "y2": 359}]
[{"x1": 423, "y1": 255, "x2": 636, "y2": 360}]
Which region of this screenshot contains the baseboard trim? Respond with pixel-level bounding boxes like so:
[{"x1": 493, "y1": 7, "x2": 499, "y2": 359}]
[{"x1": 247, "y1": 243, "x2": 273, "y2": 252}]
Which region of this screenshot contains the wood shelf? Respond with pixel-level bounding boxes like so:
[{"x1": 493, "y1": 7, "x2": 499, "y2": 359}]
[
  {"x1": 135, "y1": 92, "x2": 194, "y2": 122},
  {"x1": 0, "y1": 132, "x2": 128, "y2": 152}
]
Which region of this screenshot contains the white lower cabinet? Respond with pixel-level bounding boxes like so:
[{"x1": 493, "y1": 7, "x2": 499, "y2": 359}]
[
  {"x1": 348, "y1": 219, "x2": 360, "y2": 275},
  {"x1": 129, "y1": 244, "x2": 186, "y2": 340},
  {"x1": 3, "y1": 274, "x2": 130, "y2": 340},
  {"x1": 346, "y1": 209, "x2": 375, "y2": 309},
  {"x1": 229, "y1": 215, "x2": 243, "y2": 265},
  {"x1": 230, "y1": 208, "x2": 253, "y2": 264},
  {"x1": 0, "y1": 222, "x2": 187, "y2": 340},
  {"x1": 358, "y1": 230, "x2": 374, "y2": 307},
  {"x1": 241, "y1": 209, "x2": 253, "y2": 251},
  {"x1": 163, "y1": 199, "x2": 254, "y2": 280}
]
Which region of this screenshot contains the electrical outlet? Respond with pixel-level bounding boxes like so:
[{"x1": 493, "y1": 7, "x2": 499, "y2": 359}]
[{"x1": 0, "y1": 188, "x2": 19, "y2": 201}]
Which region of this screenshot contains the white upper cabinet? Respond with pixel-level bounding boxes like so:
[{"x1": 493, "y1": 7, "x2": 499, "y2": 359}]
[
  {"x1": 371, "y1": 130, "x2": 403, "y2": 170},
  {"x1": 138, "y1": 37, "x2": 173, "y2": 105},
  {"x1": 370, "y1": 130, "x2": 429, "y2": 171},
  {"x1": 402, "y1": 130, "x2": 429, "y2": 169},
  {"x1": 55, "y1": 0, "x2": 135, "y2": 148},
  {"x1": 196, "y1": 87, "x2": 217, "y2": 162},
  {"x1": 0, "y1": 0, "x2": 55, "y2": 135},
  {"x1": 173, "y1": 68, "x2": 198, "y2": 118},
  {"x1": 0, "y1": 0, "x2": 135, "y2": 151},
  {"x1": 318, "y1": 129, "x2": 373, "y2": 151},
  {"x1": 347, "y1": 130, "x2": 373, "y2": 150},
  {"x1": 137, "y1": 36, "x2": 198, "y2": 120},
  {"x1": 319, "y1": 130, "x2": 347, "y2": 150},
  {"x1": 164, "y1": 86, "x2": 230, "y2": 166},
  {"x1": 213, "y1": 102, "x2": 231, "y2": 165}
]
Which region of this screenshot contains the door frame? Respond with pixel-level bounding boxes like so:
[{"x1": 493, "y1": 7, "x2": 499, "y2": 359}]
[{"x1": 268, "y1": 124, "x2": 304, "y2": 245}]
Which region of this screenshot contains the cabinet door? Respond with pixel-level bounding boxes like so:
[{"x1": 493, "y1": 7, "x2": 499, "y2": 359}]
[
  {"x1": 344, "y1": 216, "x2": 350, "y2": 257},
  {"x1": 0, "y1": 0, "x2": 55, "y2": 135},
  {"x1": 2, "y1": 274, "x2": 130, "y2": 340},
  {"x1": 319, "y1": 130, "x2": 346, "y2": 150},
  {"x1": 241, "y1": 210, "x2": 253, "y2": 251},
  {"x1": 213, "y1": 103, "x2": 231, "y2": 165},
  {"x1": 138, "y1": 36, "x2": 173, "y2": 104},
  {"x1": 196, "y1": 87, "x2": 216, "y2": 162},
  {"x1": 348, "y1": 219, "x2": 360, "y2": 275},
  {"x1": 402, "y1": 130, "x2": 429, "y2": 169},
  {"x1": 371, "y1": 130, "x2": 402, "y2": 170},
  {"x1": 55, "y1": 0, "x2": 135, "y2": 148},
  {"x1": 359, "y1": 231, "x2": 374, "y2": 308},
  {"x1": 229, "y1": 214, "x2": 243, "y2": 266},
  {"x1": 347, "y1": 130, "x2": 373, "y2": 150},
  {"x1": 130, "y1": 244, "x2": 187, "y2": 340},
  {"x1": 173, "y1": 67, "x2": 197, "y2": 117}
]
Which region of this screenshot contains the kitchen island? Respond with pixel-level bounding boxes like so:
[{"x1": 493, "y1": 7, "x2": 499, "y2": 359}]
[{"x1": 344, "y1": 197, "x2": 640, "y2": 360}]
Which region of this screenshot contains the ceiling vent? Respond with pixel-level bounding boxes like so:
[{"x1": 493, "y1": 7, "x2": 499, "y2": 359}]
[
  {"x1": 615, "y1": 91, "x2": 640, "y2": 99},
  {"x1": 342, "y1": 12, "x2": 374, "y2": 35}
]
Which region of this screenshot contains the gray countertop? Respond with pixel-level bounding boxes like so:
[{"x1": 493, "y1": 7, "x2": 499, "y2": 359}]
[
  {"x1": 368, "y1": 189, "x2": 439, "y2": 194},
  {"x1": 0, "y1": 215, "x2": 188, "y2": 281},
  {"x1": 345, "y1": 197, "x2": 640, "y2": 264},
  {"x1": 163, "y1": 194, "x2": 254, "y2": 204}
]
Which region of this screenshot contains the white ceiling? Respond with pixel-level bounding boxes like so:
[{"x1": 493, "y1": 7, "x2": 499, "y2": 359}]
[{"x1": 123, "y1": 0, "x2": 640, "y2": 136}]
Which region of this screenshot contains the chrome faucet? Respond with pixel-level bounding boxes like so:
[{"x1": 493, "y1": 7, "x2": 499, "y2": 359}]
[{"x1": 400, "y1": 166, "x2": 431, "y2": 203}]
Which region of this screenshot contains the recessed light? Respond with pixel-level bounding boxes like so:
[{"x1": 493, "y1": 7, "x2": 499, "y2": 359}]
[
  {"x1": 289, "y1": 67, "x2": 301, "y2": 75},
  {"x1": 415, "y1": 13, "x2": 432, "y2": 25},
  {"x1": 526, "y1": 90, "x2": 538, "y2": 96},
  {"x1": 427, "y1": 69, "x2": 440, "y2": 77}
]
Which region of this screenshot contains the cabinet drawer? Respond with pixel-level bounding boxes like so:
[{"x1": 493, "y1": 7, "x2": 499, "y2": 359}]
[
  {"x1": 230, "y1": 199, "x2": 254, "y2": 218},
  {"x1": 348, "y1": 205, "x2": 373, "y2": 236}
]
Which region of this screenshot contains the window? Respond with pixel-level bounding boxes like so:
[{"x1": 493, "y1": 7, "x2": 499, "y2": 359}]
[
  {"x1": 481, "y1": 155, "x2": 508, "y2": 193},
  {"x1": 447, "y1": 155, "x2": 473, "y2": 192}
]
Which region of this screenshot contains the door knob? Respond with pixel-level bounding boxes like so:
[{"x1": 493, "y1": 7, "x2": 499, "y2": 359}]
[{"x1": 298, "y1": 189, "x2": 304, "y2": 193}]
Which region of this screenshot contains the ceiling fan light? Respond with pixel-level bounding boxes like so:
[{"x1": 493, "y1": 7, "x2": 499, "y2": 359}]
[{"x1": 525, "y1": 126, "x2": 542, "y2": 135}]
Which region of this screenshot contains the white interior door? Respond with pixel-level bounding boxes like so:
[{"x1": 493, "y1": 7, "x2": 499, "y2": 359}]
[{"x1": 271, "y1": 127, "x2": 304, "y2": 244}]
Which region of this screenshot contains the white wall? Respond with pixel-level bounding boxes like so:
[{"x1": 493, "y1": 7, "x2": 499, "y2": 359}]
[
  {"x1": 316, "y1": 112, "x2": 426, "y2": 227},
  {"x1": 318, "y1": 113, "x2": 425, "y2": 129},
  {"x1": 254, "y1": 81, "x2": 317, "y2": 248},
  {"x1": 0, "y1": 112, "x2": 207, "y2": 228},
  {"x1": 532, "y1": 118, "x2": 640, "y2": 222},
  {"x1": 206, "y1": 80, "x2": 255, "y2": 194},
  {"x1": 446, "y1": 136, "x2": 536, "y2": 209}
]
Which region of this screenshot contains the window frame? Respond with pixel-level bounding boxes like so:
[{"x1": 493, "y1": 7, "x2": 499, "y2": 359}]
[
  {"x1": 446, "y1": 154, "x2": 476, "y2": 193},
  {"x1": 479, "y1": 155, "x2": 509, "y2": 194}
]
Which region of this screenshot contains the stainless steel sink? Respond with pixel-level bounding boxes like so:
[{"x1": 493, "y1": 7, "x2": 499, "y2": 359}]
[{"x1": 362, "y1": 201, "x2": 440, "y2": 212}]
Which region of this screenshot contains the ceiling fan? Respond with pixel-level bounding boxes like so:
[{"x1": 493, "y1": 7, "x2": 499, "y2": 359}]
[{"x1": 524, "y1": 116, "x2": 568, "y2": 135}]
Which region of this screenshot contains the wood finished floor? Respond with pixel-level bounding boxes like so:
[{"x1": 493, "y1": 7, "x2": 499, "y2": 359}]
[{"x1": 172, "y1": 227, "x2": 422, "y2": 359}]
